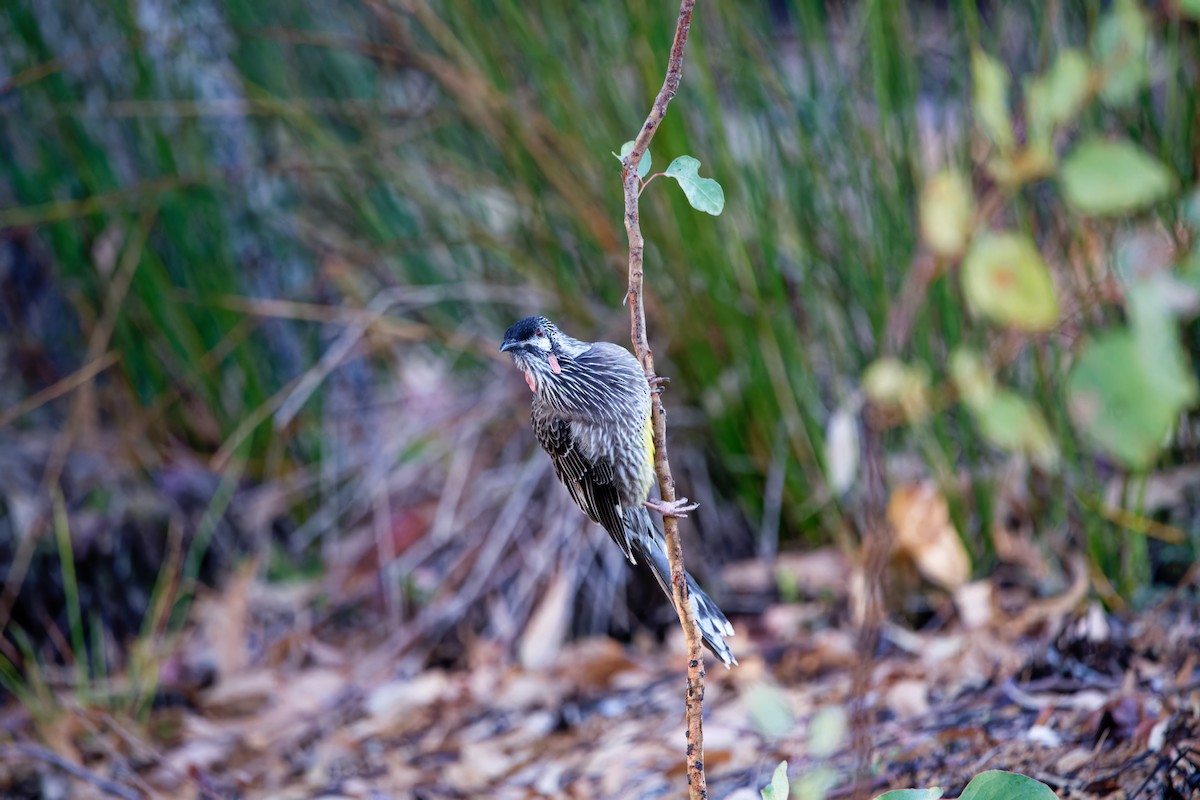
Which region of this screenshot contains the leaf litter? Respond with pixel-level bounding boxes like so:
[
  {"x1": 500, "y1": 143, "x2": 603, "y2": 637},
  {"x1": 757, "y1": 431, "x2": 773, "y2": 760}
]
[{"x1": 1, "y1": 362, "x2": 1198, "y2": 798}]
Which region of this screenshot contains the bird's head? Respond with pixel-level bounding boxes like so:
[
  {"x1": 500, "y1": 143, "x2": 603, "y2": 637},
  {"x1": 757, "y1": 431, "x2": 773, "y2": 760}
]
[{"x1": 501, "y1": 315, "x2": 567, "y2": 393}]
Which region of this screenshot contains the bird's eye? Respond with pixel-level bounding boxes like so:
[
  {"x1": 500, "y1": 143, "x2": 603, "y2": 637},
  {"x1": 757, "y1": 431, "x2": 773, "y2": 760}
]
[{"x1": 535, "y1": 328, "x2": 545, "y2": 337}]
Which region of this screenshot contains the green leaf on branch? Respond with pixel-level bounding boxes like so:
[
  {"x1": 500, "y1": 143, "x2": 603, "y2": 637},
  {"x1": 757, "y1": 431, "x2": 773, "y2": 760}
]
[
  {"x1": 1067, "y1": 323, "x2": 1197, "y2": 470},
  {"x1": 614, "y1": 140, "x2": 651, "y2": 179},
  {"x1": 1093, "y1": 0, "x2": 1149, "y2": 107},
  {"x1": 1026, "y1": 48, "x2": 1092, "y2": 145},
  {"x1": 961, "y1": 233, "x2": 1059, "y2": 330},
  {"x1": 949, "y1": 348, "x2": 996, "y2": 408},
  {"x1": 919, "y1": 170, "x2": 975, "y2": 257},
  {"x1": 1060, "y1": 138, "x2": 1175, "y2": 216},
  {"x1": 959, "y1": 770, "x2": 1059, "y2": 800},
  {"x1": 952, "y1": 349, "x2": 1059, "y2": 471},
  {"x1": 760, "y1": 760, "x2": 789, "y2": 800},
  {"x1": 664, "y1": 155, "x2": 725, "y2": 215},
  {"x1": 972, "y1": 49, "x2": 1014, "y2": 152},
  {"x1": 976, "y1": 390, "x2": 1061, "y2": 471}
]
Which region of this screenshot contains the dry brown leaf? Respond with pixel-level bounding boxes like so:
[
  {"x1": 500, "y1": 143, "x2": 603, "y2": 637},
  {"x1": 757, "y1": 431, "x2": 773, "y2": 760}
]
[
  {"x1": 774, "y1": 547, "x2": 851, "y2": 597},
  {"x1": 200, "y1": 669, "x2": 278, "y2": 717},
  {"x1": 518, "y1": 568, "x2": 572, "y2": 670},
  {"x1": 886, "y1": 678, "x2": 931, "y2": 718},
  {"x1": 352, "y1": 670, "x2": 450, "y2": 740},
  {"x1": 553, "y1": 636, "x2": 642, "y2": 688},
  {"x1": 193, "y1": 559, "x2": 258, "y2": 680},
  {"x1": 888, "y1": 481, "x2": 971, "y2": 590}
]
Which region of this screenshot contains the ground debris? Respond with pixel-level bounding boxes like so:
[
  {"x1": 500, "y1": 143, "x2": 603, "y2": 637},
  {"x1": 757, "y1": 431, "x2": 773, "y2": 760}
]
[{"x1": 2, "y1": 570, "x2": 1197, "y2": 799}]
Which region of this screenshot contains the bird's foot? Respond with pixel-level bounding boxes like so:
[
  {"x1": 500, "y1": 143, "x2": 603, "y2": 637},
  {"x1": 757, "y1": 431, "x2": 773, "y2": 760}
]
[
  {"x1": 647, "y1": 374, "x2": 671, "y2": 394},
  {"x1": 645, "y1": 496, "x2": 699, "y2": 518}
]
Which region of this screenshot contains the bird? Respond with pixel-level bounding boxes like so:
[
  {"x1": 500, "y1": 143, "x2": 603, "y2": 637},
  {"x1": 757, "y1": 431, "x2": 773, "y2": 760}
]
[{"x1": 501, "y1": 315, "x2": 736, "y2": 667}]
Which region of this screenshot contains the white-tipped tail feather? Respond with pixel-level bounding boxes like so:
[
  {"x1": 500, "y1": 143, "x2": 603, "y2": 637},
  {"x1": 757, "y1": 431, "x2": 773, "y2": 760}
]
[{"x1": 626, "y1": 506, "x2": 737, "y2": 667}]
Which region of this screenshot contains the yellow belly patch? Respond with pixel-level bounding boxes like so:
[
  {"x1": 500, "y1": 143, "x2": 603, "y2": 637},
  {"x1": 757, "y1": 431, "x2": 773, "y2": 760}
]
[{"x1": 640, "y1": 399, "x2": 656, "y2": 496}]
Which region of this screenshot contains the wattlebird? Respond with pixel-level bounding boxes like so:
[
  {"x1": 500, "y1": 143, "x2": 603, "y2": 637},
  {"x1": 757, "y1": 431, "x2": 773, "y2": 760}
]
[{"x1": 501, "y1": 315, "x2": 736, "y2": 666}]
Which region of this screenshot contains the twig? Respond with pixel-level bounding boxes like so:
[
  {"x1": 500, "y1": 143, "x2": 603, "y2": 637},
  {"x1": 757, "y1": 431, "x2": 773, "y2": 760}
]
[
  {"x1": 0, "y1": 743, "x2": 142, "y2": 800},
  {"x1": 0, "y1": 350, "x2": 121, "y2": 428},
  {"x1": 617, "y1": 2, "x2": 707, "y2": 798}
]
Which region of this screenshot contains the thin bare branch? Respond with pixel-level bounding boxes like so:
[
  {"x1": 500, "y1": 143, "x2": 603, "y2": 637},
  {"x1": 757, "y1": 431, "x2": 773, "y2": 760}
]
[{"x1": 618, "y1": 2, "x2": 708, "y2": 798}]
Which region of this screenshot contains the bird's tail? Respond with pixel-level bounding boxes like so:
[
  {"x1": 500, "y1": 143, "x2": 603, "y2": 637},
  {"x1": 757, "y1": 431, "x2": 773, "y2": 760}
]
[{"x1": 626, "y1": 507, "x2": 737, "y2": 667}]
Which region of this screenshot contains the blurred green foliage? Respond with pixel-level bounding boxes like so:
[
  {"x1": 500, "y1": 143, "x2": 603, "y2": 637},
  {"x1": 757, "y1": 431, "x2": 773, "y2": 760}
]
[{"x1": 2, "y1": 0, "x2": 1198, "y2": 597}]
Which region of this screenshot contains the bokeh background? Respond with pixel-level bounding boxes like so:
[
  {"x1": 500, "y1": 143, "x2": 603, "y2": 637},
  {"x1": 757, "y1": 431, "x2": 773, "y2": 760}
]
[{"x1": 2, "y1": 0, "x2": 1199, "y2": 794}]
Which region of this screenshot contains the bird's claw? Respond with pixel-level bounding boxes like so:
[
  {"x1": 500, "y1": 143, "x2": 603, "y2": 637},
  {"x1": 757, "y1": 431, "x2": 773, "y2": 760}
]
[
  {"x1": 645, "y1": 497, "x2": 699, "y2": 518},
  {"x1": 648, "y1": 374, "x2": 670, "y2": 394}
]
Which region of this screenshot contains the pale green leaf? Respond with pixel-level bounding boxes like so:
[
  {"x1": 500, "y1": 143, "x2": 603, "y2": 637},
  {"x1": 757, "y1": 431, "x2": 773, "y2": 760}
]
[
  {"x1": 1026, "y1": 49, "x2": 1092, "y2": 145},
  {"x1": 961, "y1": 233, "x2": 1060, "y2": 330},
  {"x1": 808, "y1": 705, "x2": 848, "y2": 758},
  {"x1": 664, "y1": 155, "x2": 725, "y2": 215},
  {"x1": 761, "y1": 760, "x2": 790, "y2": 800},
  {"x1": 952, "y1": 349, "x2": 1058, "y2": 470},
  {"x1": 794, "y1": 766, "x2": 836, "y2": 800},
  {"x1": 871, "y1": 790, "x2": 943, "y2": 800},
  {"x1": 615, "y1": 140, "x2": 651, "y2": 179},
  {"x1": 972, "y1": 49, "x2": 1014, "y2": 152},
  {"x1": 959, "y1": 770, "x2": 1059, "y2": 800},
  {"x1": 919, "y1": 170, "x2": 975, "y2": 257},
  {"x1": 745, "y1": 682, "x2": 795, "y2": 739},
  {"x1": 949, "y1": 348, "x2": 996, "y2": 409},
  {"x1": 1061, "y1": 138, "x2": 1175, "y2": 216},
  {"x1": 1067, "y1": 325, "x2": 1197, "y2": 470},
  {"x1": 1127, "y1": 281, "x2": 1199, "y2": 410},
  {"x1": 974, "y1": 390, "x2": 1061, "y2": 472},
  {"x1": 1093, "y1": 0, "x2": 1149, "y2": 107},
  {"x1": 1182, "y1": 0, "x2": 1200, "y2": 19}
]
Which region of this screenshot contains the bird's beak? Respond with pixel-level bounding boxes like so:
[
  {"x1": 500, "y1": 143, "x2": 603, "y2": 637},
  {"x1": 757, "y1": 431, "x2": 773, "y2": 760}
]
[{"x1": 500, "y1": 340, "x2": 517, "y2": 353}]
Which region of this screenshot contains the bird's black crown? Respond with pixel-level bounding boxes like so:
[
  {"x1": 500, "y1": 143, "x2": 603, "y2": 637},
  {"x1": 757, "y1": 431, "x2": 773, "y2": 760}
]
[{"x1": 504, "y1": 315, "x2": 548, "y2": 343}]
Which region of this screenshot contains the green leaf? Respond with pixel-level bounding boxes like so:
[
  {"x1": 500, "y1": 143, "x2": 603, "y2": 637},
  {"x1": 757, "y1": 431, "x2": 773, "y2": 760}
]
[
  {"x1": 615, "y1": 140, "x2": 651, "y2": 179},
  {"x1": 972, "y1": 49, "x2": 1014, "y2": 152},
  {"x1": 974, "y1": 390, "x2": 1061, "y2": 472},
  {"x1": 959, "y1": 770, "x2": 1058, "y2": 800},
  {"x1": 1026, "y1": 49, "x2": 1092, "y2": 145},
  {"x1": 952, "y1": 349, "x2": 1059, "y2": 471},
  {"x1": 1093, "y1": 0, "x2": 1149, "y2": 107},
  {"x1": 1181, "y1": 0, "x2": 1200, "y2": 19},
  {"x1": 761, "y1": 760, "x2": 789, "y2": 800},
  {"x1": 949, "y1": 348, "x2": 996, "y2": 409},
  {"x1": 795, "y1": 767, "x2": 836, "y2": 800},
  {"x1": 871, "y1": 790, "x2": 943, "y2": 800},
  {"x1": 919, "y1": 170, "x2": 975, "y2": 257},
  {"x1": 744, "y1": 682, "x2": 795, "y2": 739},
  {"x1": 808, "y1": 705, "x2": 848, "y2": 758},
  {"x1": 664, "y1": 155, "x2": 725, "y2": 215},
  {"x1": 1128, "y1": 281, "x2": 1199, "y2": 410},
  {"x1": 862, "y1": 359, "x2": 930, "y2": 422},
  {"x1": 961, "y1": 233, "x2": 1059, "y2": 330},
  {"x1": 1067, "y1": 326, "x2": 1197, "y2": 470},
  {"x1": 1060, "y1": 138, "x2": 1175, "y2": 216}
]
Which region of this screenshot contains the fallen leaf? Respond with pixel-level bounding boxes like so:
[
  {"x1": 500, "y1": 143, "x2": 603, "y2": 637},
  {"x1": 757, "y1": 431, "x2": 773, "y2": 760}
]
[
  {"x1": 888, "y1": 482, "x2": 972, "y2": 590},
  {"x1": 519, "y1": 569, "x2": 573, "y2": 670}
]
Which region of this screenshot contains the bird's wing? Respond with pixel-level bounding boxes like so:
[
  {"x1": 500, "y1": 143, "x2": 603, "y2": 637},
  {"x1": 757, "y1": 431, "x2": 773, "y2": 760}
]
[{"x1": 533, "y1": 412, "x2": 636, "y2": 563}]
